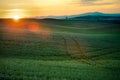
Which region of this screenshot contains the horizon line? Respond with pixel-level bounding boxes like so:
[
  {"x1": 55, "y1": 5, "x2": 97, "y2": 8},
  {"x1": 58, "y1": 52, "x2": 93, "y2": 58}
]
[{"x1": 0, "y1": 11, "x2": 120, "y2": 19}]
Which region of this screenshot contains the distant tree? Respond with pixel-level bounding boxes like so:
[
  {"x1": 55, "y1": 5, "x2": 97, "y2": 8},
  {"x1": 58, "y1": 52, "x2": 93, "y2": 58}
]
[{"x1": 66, "y1": 16, "x2": 69, "y2": 20}]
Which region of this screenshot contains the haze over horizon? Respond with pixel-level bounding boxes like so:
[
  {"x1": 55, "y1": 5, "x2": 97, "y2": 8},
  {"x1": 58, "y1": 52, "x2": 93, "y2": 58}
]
[{"x1": 0, "y1": 0, "x2": 120, "y2": 18}]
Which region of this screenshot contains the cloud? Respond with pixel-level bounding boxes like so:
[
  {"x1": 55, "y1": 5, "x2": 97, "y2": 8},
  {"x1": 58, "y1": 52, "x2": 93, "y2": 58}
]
[
  {"x1": 81, "y1": 0, "x2": 98, "y2": 4},
  {"x1": 74, "y1": 0, "x2": 120, "y2": 6}
]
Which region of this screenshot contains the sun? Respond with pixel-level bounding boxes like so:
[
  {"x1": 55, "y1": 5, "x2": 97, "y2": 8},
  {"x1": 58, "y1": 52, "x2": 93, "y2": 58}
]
[{"x1": 13, "y1": 15, "x2": 21, "y2": 21}]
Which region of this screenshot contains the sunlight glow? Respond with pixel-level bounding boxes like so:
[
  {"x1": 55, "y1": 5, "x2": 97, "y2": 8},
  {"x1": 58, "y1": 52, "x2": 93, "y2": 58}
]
[
  {"x1": 5, "y1": 9, "x2": 25, "y2": 19},
  {"x1": 13, "y1": 15, "x2": 21, "y2": 21}
]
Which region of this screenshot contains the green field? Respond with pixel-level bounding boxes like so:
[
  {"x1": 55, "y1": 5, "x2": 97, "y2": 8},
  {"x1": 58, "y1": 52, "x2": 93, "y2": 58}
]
[{"x1": 0, "y1": 19, "x2": 120, "y2": 80}]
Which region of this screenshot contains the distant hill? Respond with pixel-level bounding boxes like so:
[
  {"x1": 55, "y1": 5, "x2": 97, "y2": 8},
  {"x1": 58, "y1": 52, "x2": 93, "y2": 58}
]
[
  {"x1": 69, "y1": 12, "x2": 120, "y2": 21},
  {"x1": 70, "y1": 12, "x2": 120, "y2": 17},
  {"x1": 35, "y1": 15, "x2": 66, "y2": 19},
  {"x1": 35, "y1": 12, "x2": 120, "y2": 21}
]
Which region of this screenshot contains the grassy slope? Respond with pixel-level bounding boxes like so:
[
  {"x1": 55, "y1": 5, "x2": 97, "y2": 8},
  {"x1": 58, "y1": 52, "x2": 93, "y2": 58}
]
[{"x1": 0, "y1": 19, "x2": 120, "y2": 80}]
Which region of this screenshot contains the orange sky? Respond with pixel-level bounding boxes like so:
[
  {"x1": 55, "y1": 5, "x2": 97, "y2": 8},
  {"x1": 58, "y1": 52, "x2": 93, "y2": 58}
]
[{"x1": 0, "y1": 0, "x2": 120, "y2": 18}]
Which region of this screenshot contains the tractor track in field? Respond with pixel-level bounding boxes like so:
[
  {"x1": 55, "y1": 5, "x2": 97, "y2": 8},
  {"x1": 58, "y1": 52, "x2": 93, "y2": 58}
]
[
  {"x1": 101, "y1": 39, "x2": 118, "y2": 44},
  {"x1": 61, "y1": 36, "x2": 72, "y2": 59},
  {"x1": 71, "y1": 37, "x2": 98, "y2": 65},
  {"x1": 61, "y1": 36, "x2": 89, "y2": 61},
  {"x1": 91, "y1": 49, "x2": 120, "y2": 60},
  {"x1": 71, "y1": 37, "x2": 89, "y2": 60},
  {"x1": 61, "y1": 36, "x2": 112, "y2": 66},
  {"x1": 84, "y1": 38, "x2": 120, "y2": 59},
  {"x1": 86, "y1": 47, "x2": 119, "y2": 54}
]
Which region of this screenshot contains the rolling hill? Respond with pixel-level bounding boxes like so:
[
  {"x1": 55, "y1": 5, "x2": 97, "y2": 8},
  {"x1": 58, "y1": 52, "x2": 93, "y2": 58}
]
[{"x1": 35, "y1": 12, "x2": 120, "y2": 21}]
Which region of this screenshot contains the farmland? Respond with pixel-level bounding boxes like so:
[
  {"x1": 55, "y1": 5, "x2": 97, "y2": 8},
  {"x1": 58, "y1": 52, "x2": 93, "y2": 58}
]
[{"x1": 0, "y1": 19, "x2": 120, "y2": 80}]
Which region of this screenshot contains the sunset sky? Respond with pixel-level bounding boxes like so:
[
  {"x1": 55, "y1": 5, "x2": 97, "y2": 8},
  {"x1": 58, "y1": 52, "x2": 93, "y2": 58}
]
[{"x1": 0, "y1": 0, "x2": 120, "y2": 18}]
